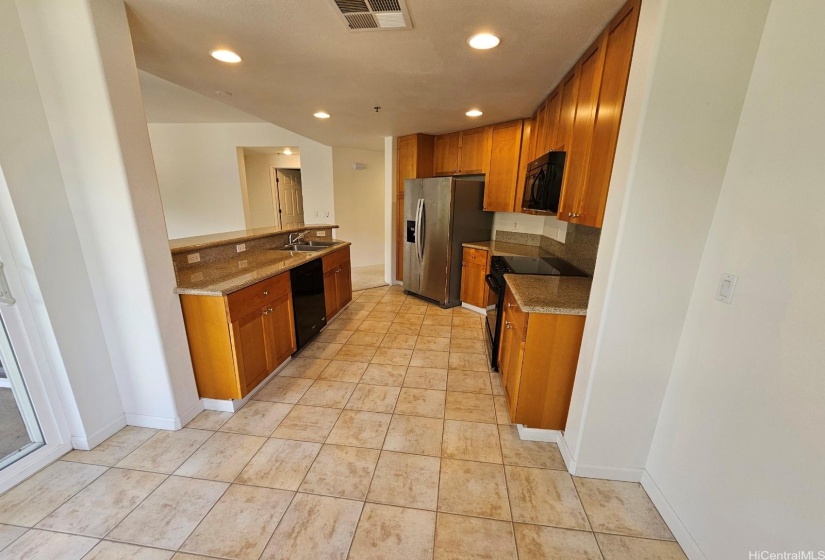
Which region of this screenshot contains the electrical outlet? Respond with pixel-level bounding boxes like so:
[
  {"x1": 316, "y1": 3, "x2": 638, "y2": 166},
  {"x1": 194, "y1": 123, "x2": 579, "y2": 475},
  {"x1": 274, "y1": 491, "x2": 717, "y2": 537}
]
[
  {"x1": 716, "y1": 273, "x2": 738, "y2": 304},
  {"x1": 187, "y1": 253, "x2": 200, "y2": 264},
  {"x1": 190, "y1": 272, "x2": 204, "y2": 282},
  {"x1": 324, "y1": 211, "x2": 330, "y2": 218},
  {"x1": 238, "y1": 260, "x2": 248, "y2": 269},
  {"x1": 317, "y1": 231, "x2": 327, "y2": 237},
  {"x1": 513, "y1": 222, "x2": 519, "y2": 230},
  {"x1": 314, "y1": 211, "x2": 319, "y2": 218},
  {"x1": 236, "y1": 243, "x2": 246, "y2": 253}
]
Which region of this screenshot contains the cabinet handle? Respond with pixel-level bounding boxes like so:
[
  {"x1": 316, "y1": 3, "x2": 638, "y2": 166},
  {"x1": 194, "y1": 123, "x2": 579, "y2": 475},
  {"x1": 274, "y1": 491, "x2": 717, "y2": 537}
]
[
  {"x1": 507, "y1": 302, "x2": 514, "y2": 308},
  {"x1": 263, "y1": 291, "x2": 269, "y2": 296},
  {"x1": 505, "y1": 321, "x2": 513, "y2": 329},
  {"x1": 263, "y1": 309, "x2": 270, "y2": 316}
]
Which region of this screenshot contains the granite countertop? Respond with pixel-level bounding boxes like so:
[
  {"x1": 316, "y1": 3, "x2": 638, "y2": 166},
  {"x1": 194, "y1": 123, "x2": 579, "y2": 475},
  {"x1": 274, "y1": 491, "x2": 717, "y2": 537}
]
[
  {"x1": 504, "y1": 274, "x2": 591, "y2": 315},
  {"x1": 174, "y1": 241, "x2": 351, "y2": 296},
  {"x1": 170, "y1": 223, "x2": 339, "y2": 254},
  {"x1": 462, "y1": 240, "x2": 553, "y2": 259}
]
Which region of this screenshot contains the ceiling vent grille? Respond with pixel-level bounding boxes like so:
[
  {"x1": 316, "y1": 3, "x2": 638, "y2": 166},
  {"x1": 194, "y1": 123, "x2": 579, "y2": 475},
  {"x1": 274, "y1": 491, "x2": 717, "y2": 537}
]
[{"x1": 328, "y1": 0, "x2": 411, "y2": 31}]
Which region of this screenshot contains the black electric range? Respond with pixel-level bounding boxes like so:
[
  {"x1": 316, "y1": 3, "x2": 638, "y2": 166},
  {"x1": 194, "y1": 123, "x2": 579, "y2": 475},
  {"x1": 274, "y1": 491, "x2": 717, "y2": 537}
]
[{"x1": 485, "y1": 255, "x2": 587, "y2": 370}]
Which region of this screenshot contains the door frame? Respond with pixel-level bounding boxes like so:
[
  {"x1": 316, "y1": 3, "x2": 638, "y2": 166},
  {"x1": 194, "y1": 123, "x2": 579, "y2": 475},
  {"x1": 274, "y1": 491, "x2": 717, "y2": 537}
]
[{"x1": 270, "y1": 167, "x2": 303, "y2": 228}]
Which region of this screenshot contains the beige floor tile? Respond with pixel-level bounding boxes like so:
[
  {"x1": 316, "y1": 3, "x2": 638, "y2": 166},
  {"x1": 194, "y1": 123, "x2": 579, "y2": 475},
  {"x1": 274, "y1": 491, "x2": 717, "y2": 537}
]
[
  {"x1": 236, "y1": 438, "x2": 321, "y2": 490},
  {"x1": 448, "y1": 352, "x2": 490, "y2": 372},
  {"x1": 394, "y1": 388, "x2": 446, "y2": 418},
  {"x1": 347, "y1": 331, "x2": 385, "y2": 347},
  {"x1": 490, "y1": 372, "x2": 505, "y2": 396},
  {"x1": 449, "y1": 338, "x2": 486, "y2": 353},
  {"x1": 394, "y1": 313, "x2": 424, "y2": 326},
  {"x1": 299, "y1": 341, "x2": 343, "y2": 360},
  {"x1": 297, "y1": 380, "x2": 357, "y2": 408},
  {"x1": 422, "y1": 315, "x2": 452, "y2": 327},
  {"x1": 514, "y1": 524, "x2": 602, "y2": 559},
  {"x1": 254, "y1": 376, "x2": 313, "y2": 404},
  {"x1": 84, "y1": 540, "x2": 174, "y2": 559},
  {"x1": 349, "y1": 503, "x2": 435, "y2": 560},
  {"x1": 172, "y1": 552, "x2": 216, "y2": 560},
  {"x1": 357, "y1": 320, "x2": 392, "y2": 334},
  {"x1": 180, "y1": 484, "x2": 293, "y2": 560},
  {"x1": 326, "y1": 318, "x2": 363, "y2": 331},
  {"x1": 595, "y1": 533, "x2": 688, "y2": 559},
  {"x1": 359, "y1": 363, "x2": 407, "y2": 386},
  {"x1": 0, "y1": 524, "x2": 26, "y2": 550},
  {"x1": 345, "y1": 384, "x2": 400, "y2": 413},
  {"x1": 326, "y1": 410, "x2": 391, "y2": 449},
  {"x1": 424, "y1": 325, "x2": 452, "y2": 339},
  {"x1": 372, "y1": 302, "x2": 402, "y2": 313},
  {"x1": 0, "y1": 461, "x2": 106, "y2": 526},
  {"x1": 367, "y1": 451, "x2": 440, "y2": 510},
  {"x1": 379, "y1": 333, "x2": 418, "y2": 349},
  {"x1": 438, "y1": 459, "x2": 511, "y2": 521},
  {"x1": 425, "y1": 306, "x2": 453, "y2": 316},
  {"x1": 450, "y1": 327, "x2": 484, "y2": 340},
  {"x1": 409, "y1": 349, "x2": 449, "y2": 369},
  {"x1": 333, "y1": 344, "x2": 377, "y2": 363},
  {"x1": 498, "y1": 425, "x2": 565, "y2": 469},
  {"x1": 364, "y1": 311, "x2": 397, "y2": 322},
  {"x1": 115, "y1": 429, "x2": 212, "y2": 474},
  {"x1": 62, "y1": 426, "x2": 157, "y2": 467},
  {"x1": 494, "y1": 396, "x2": 511, "y2": 424},
  {"x1": 259, "y1": 493, "x2": 362, "y2": 560},
  {"x1": 299, "y1": 444, "x2": 380, "y2": 500},
  {"x1": 36, "y1": 468, "x2": 165, "y2": 537},
  {"x1": 505, "y1": 466, "x2": 590, "y2": 530},
  {"x1": 452, "y1": 316, "x2": 483, "y2": 328},
  {"x1": 447, "y1": 370, "x2": 492, "y2": 394},
  {"x1": 279, "y1": 357, "x2": 331, "y2": 379},
  {"x1": 0, "y1": 529, "x2": 97, "y2": 560},
  {"x1": 108, "y1": 476, "x2": 228, "y2": 550},
  {"x1": 356, "y1": 294, "x2": 384, "y2": 303},
  {"x1": 314, "y1": 329, "x2": 354, "y2": 344},
  {"x1": 452, "y1": 307, "x2": 481, "y2": 318},
  {"x1": 338, "y1": 309, "x2": 371, "y2": 321},
  {"x1": 370, "y1": 347, "x2": 413, "y2": 366},
  {"x1": 442, "y1": 420, "x2": 502, "y2": 463},
  {"x1": 383, "y1": 414, "x2": 443, "y2": 457},
  {"x1": 574, "y1": 478, "x2": 674, "y2": 540},
  {"x1": 445, "y1": 391, "x2": 497, "y2": 423},
  {"x1": 415, "y1": 336, "x2": 451, "y2": 352},
  {"x1": 403, "y1": 367, "x2": 448, "y2": 390},
  {"x1": 271, "y1": 405, "x2": 340, "y2": 443},
  {"x1": 387, "y1": 322, "x2": 421, "y2": 336},
  {"x1": 186, "y1": 411, "x2": 232, "y2": 431},
  {"x1": 433, "y1": 513, "x2": 516, "y2": 560},
  {"x1": 319, "y1": 360, "x2": 368, "y2": 383},
  {"x1": 174, "y1": 432, "x2": 265, "y2": 482},
  {"x1": 219, "y1": 401, "x2": 292, "y2": 436}
]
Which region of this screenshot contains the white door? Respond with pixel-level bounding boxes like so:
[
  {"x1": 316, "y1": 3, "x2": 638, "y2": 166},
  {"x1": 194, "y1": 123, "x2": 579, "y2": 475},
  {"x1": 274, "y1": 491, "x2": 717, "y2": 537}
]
[{"x1": 274, "y1": 168, "x2": 305, "y2": 227}]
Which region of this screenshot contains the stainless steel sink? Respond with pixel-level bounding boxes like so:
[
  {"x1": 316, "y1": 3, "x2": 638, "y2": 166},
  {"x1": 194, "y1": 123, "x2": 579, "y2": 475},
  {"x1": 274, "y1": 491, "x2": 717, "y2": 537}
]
[
  {"x1": 303, "y1": 240, "x2": 337, "y2": 247},
  {"x1": 281, "y1": 244, "x2": 326, "y2": 252}
]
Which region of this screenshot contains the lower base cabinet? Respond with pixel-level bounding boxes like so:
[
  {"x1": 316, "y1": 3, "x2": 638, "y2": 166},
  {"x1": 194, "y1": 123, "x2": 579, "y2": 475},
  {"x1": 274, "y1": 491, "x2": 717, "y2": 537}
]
[
  {"x1": 323, "y1": 246, "x2": 353, "y2": 320},
  {"x1": 460, "y1": 247, "x2": 490, "y2": 309},
  {"x1": 180, "y1": 273, "x2": 296, "y2": 400},
  {"x1": 498, "y1": 285, "x2": 585, "y2": 429}
]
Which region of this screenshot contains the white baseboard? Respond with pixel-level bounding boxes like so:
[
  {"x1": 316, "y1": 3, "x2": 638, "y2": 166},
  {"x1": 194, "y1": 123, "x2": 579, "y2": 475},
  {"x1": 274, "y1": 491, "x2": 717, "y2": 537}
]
[
  {"x1": 124, "y1": 413, "x2": 183, "y2": 431},
  {"x1": 460, "y1": 302, "x2": 487, "y2": 315},
  {"x1": 641, "y1": 470, "x2": 707, "y2": 560},
  {"x1": 517, "y1": 425, "x2": 560, "y2": 442},
  {"x1": 71, "y1": 414, "x2": 126, "y2": 450},
  {"x1": 203, "y1": 357, "x2": 292, "y2": 413},
  {"x1": 556, "y1": 433, "x2": 643, "y2": 482},
  {"x1": 178, "y1": 399, "x2": 204, "y2": 428}
]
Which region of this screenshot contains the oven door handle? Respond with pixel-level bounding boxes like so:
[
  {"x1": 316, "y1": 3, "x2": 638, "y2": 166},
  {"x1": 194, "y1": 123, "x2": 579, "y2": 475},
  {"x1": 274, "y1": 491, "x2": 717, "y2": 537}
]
[{"x1": 485, "y1": 274, "x2": 501, "y2": 294}]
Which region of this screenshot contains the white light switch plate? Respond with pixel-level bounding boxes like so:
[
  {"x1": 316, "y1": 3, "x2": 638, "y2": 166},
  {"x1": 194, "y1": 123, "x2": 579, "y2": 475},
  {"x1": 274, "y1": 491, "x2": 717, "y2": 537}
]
[
  {"x1": 316, "y1": 231, "x2": 327, "y2": 237},
  {"x1": 236, "y1": 243, "x2": 246, "y2": 252},
  {"x1": 187, "y1": 253, "x2": 200, "y2": 264},
  {"x1": 716, "y1": 273, "x2": 738, "y2": 304}
]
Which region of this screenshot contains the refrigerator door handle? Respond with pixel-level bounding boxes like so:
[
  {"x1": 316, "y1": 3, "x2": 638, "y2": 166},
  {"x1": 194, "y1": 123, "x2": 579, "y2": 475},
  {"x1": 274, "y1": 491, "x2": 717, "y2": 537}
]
[{"x1": 415, "y1": 198, "x2": 424, "y2": 262}]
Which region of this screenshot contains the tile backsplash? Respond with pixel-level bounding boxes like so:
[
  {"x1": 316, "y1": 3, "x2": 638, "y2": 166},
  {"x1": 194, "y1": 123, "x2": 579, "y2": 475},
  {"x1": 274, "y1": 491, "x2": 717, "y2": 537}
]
[{"x1": 494, "y1": 222, "x2": 601, "y2": 277}]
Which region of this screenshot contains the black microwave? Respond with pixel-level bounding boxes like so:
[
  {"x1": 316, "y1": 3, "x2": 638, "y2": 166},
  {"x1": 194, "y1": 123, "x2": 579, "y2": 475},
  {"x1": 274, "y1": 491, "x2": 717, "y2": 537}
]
[{"x1": 521, "y1": 151, "x2": 566, "y2": 215}]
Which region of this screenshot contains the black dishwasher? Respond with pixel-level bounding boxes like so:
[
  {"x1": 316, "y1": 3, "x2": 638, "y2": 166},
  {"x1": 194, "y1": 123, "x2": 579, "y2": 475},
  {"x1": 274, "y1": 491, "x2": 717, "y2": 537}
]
[{"x1": 289, "y1": 259, "x2": 327, "y2": 351}]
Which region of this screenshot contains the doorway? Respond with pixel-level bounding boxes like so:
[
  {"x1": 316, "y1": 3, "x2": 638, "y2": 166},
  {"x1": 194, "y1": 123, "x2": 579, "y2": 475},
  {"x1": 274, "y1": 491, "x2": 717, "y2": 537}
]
[{"x1": 272, "y1": 168, "x2": 305, "y2": 227}]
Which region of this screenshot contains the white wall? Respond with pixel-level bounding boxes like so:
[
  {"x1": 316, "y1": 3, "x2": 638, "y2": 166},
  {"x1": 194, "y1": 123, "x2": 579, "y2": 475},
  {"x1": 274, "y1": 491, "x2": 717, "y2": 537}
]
[
  {"x1": 646, "y1": 1, "x2": 825, "y2": 556},
  {"x1": 562, "y1": 0, "x2": 771, "y2": 479},
  {"x1": 149, "y1": 123, "x2": 334, "y2": 239},
  {"x1": 242, "y1": 151, "x2": 301, "y2": 229},
  {"x1": 332, "y1": 146, "x2": 385, "y2": 268}
]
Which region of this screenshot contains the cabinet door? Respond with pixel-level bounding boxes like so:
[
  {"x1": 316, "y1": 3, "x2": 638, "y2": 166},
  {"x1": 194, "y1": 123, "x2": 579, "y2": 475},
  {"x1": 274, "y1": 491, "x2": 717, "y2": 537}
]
[
  {"x1": 484, "y1": 120, "x2": 524, "y2": 212},
  {"x1": 324, "y1": 269, "x2": 338, "y2": 321},
  {"x1": 264, "y1": 294, "x2": 296, "y2": 376},
  {"x1": 337, "y1": 260, "x2": 352, "y2": 310},
  {"x1": 543, "y1": 88, "x2": 562, "y2": 154},
  {"x1": 230, "y1": 308, "x2": 271, "y2": 397},
  {"x1": 433, "y1": 133, "x2": 460, "y2": 176},
  {"x1": 499, "y1": 311, "x2": 526, "y2": 422},
  {"x1": 460, "y1": 264, "x2": 487, "y2": 308},
  {"x1": 458, "y1": 127, "x2": 490, "y2": 174},
  {"x1": 396, "y1": 196, "x2": 405, "y2": 281},
  {"x1": 397, "y1": 135, "x2": 418, "y2": 197},
  {"x1": 558, "y1": 41, "x2": 604, "y2": 222},
  {"x1": 577, "y1": 0, "x2": 640, "y2": 228}
]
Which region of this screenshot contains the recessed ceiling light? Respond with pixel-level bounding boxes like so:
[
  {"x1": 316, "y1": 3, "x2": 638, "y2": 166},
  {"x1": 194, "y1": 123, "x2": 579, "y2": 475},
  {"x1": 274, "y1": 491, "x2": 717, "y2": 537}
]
[
  {"x1": 283, "y1": 148, "x2": 293, "y2": 155},
  {"x1": 466, "y1": 109, "x2": 483, "y2": 117},
  {"x1": 210, "y1": 49, "x2": 242, "y2": 63},
  {"x1": 468, "y1": 33, "x2": 500, "y2": 50},
  {"x1": 314, "y1": 112, "x2": 331, "y2": 119}
]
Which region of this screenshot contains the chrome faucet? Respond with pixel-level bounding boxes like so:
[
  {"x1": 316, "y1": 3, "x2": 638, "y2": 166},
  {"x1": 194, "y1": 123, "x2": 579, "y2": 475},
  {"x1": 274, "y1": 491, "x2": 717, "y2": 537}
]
[{"x1": 288, "y1": 231, "x2": 308, "y2": 245}]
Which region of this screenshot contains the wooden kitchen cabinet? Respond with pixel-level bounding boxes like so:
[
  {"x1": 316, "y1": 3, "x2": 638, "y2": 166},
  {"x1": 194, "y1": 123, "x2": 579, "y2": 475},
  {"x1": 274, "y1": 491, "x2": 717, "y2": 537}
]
[
  {"x1": 498, "y1": 286, "x2": 585, "y2": 430},
  {"x1": 433, "y1": 132, "x2": 460, "y2": 176},
  {"x1": 460, "y1": 247, "x2": 490, "y2": 308},
  {"x1": 458, "y1": 127, "x2": 490, "y2": 174},
  {"x1": 484, "y1": 120, "x2": 525, "y2": 212},
  {"x1": 396, "y1": 134, "x2": 434, "y2": 281},
  {"x1": 323, "y1": 246, "x2": 352, "y2": 320},
  {"x1": 180, "y1": 272, "x2": 295, "y2": 400}
]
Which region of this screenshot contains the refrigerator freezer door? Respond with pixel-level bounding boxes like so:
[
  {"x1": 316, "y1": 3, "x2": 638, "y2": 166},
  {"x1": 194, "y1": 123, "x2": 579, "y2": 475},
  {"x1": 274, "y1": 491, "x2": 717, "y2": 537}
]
[
  {"x1": 418, "y1": 177, "x2": 453, "y2": 304},
  {"x1": 403, "y1": 179, "x2": 423, "y2": 294}
]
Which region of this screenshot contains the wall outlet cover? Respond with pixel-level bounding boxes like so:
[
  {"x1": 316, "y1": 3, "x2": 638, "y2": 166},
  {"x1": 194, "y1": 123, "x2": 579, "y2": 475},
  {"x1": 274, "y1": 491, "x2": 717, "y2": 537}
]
[
  {"x1": 317, "y1": 231, "x2": 327, "y2": 237},
  {"x1": 716, "y1": 273, "x2": 738, "y2": 304},
  {"x1": 236, "y1": 243, "x2": 246, "y2": 252},
  {"x1": 187, "y1": 253, "x2": 200, "y2": 264},
  {"x1": 238, "y1": 260, "x2": 248, "y2": 269}
]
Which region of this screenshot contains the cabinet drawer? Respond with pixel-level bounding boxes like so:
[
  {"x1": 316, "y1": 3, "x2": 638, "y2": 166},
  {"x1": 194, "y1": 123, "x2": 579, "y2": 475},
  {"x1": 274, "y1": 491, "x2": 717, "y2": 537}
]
[
  {"x1": 462, "y1": 247, "x2": 489, "y2": 267},
  {"x1": 322, "y1": 246, "x2": 350, "y2": 273},
  {"x1": 226, "y1": 273, "x2": 291, "y2": 322},
  {"x1": 503, "y1": 288, "x2": 527, "y2": 335}
]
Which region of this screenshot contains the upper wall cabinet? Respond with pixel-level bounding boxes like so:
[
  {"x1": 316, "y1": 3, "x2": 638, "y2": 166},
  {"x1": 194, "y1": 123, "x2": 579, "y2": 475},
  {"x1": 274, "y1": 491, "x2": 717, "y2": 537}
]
[
  {"x1": 433, "y1": 132, "x2": 461, "y2": 175},
  {"x1": 396, "y1": 134, "x2": 434, "y2": 280},
  {"x1": 484, "y1": 120, "x2": 525, "y2": 212},
  {"x1": 458, "y1": 127, "x2": 491, "y2": 175}
]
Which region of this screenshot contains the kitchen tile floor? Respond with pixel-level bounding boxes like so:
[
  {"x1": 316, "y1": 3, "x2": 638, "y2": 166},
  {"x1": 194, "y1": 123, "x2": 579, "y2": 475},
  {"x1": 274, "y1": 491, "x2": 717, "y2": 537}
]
[{"x1": 0, "y1": 285, "x2": 687, "y2": 560}]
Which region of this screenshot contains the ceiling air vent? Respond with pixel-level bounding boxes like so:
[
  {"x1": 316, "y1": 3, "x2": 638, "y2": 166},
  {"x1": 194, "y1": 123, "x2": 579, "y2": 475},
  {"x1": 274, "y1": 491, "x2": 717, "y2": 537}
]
[{"x1": 328, "y1": 0, "x2": 411, "y2": 31}]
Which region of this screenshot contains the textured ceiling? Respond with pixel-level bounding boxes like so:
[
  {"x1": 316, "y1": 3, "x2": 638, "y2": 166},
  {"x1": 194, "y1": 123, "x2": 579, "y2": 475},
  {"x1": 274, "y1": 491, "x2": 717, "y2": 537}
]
[{"x1": 127, "y1": 0, "x2": 626, "y2": 149}]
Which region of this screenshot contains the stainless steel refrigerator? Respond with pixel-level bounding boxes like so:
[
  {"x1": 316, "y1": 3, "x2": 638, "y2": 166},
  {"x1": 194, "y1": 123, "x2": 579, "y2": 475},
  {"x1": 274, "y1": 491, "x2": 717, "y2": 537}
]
[{"x1": 403, "y1": 177, "x2": 493, "y2": 307}]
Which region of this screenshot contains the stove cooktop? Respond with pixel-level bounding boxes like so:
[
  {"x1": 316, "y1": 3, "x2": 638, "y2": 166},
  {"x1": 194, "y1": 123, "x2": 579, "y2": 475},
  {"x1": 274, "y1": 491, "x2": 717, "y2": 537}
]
[{"x1": 499, "y1": 255, "x2": 587, "y2": 277}]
